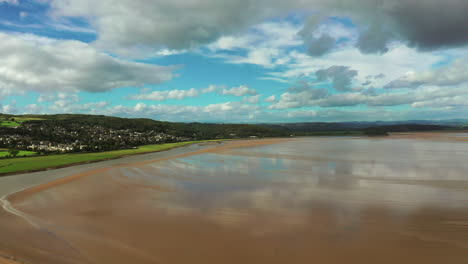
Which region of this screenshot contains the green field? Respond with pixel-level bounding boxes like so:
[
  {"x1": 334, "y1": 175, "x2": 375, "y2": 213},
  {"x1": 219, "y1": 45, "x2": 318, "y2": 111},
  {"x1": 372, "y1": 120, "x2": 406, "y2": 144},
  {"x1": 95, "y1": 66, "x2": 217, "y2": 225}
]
[
  {"x1": 11, "y1": 116, "x2": 45, "y2": 122},
  {"x1": 0, "y1": 150, "x2": 37, "y2": 157},
  {"x1": 0, "y1": 140, "x2": 220, "y2": 175},
  {"x1": 0, "y1": 116, "x2": 45, "y2": 127},
  {"x1": 0, "y1": 121, "x2": 21, "y2": 127}
]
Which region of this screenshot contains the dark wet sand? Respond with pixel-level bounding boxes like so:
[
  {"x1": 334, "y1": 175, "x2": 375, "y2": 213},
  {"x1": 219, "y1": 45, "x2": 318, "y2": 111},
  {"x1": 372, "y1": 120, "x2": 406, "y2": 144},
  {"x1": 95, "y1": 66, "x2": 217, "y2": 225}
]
[{"x1": 2, "y1": 135, "x2": 468, "y2": 264}]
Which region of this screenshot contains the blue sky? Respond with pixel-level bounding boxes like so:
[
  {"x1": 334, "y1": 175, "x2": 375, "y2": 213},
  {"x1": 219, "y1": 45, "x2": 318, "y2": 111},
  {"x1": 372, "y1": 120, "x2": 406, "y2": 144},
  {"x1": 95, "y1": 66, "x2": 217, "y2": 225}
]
[{"x1": 1, "y1": 0, "x2": 468, "y2": 123}]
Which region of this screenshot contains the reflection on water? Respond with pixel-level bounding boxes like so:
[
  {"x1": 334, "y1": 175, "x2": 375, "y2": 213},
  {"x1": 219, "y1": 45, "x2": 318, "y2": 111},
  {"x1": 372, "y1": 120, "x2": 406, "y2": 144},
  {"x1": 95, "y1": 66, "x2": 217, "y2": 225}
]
[
  {"x1": 4, "y1": 136, "x2": 468, "y2": 264},
  {"x1": 155, "y1": 138, "x2": 468, "y2": 216}
]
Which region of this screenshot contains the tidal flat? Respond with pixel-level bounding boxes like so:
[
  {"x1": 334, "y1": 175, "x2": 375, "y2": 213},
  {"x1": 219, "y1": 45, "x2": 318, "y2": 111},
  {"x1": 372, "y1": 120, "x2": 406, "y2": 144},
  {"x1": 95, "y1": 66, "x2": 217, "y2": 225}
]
[{"x1": 1, "y1": 135, "x2": 468, "y2": 264}]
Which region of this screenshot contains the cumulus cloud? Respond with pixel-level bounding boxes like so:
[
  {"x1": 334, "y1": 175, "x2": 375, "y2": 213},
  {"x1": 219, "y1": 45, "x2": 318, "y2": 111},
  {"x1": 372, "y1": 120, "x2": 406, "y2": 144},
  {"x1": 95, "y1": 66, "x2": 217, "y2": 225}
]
[
  {"x1": 264, "y1": 95, "x2": 276, "y2": 102},
  {"x1": 385, "y1": 57, "x2": 468, "y2": 89},
  {"x1": 128, "y1": 85, "x2": 257, "y2": 101},
  {"x1": 49, "y1": 0, "x2": 468, "y2": 55},
  {"x1": 103, "y1": 101, "x2": 262, "y2": 123},
  {"x1": 411, "y1": 95, "x2": 468, "y2": 109},
  {"x1": 268, "y1": 44, "x2": 444, "y2": 87},
  {"x1": 37, "y1": 94, "x2": 57, "y2": 103},
  {"x1": 0, "y1": 33, "x2": 176, "y2": 94},
  {"x1": 207, "y1": 21, "x2": 302, "y2": 68},
  {"x1": 201, "y1": 85, "x2": 220, "y2": 93},
  {"x1": 37, "y1": 93, "x2": 79, "y2": 103},
  {"x1": 19, "y1": 12, "x2": 28, "y2": 19},
  {"x1": 271, "y1": 84, "x2": 468, "y2": 109},
  {"x1": 315, "y1": 66, "x2": 358, "y2": 91},
  {"x1": 269, "y1": 80, "x2": 329, "y2": 109},
  {"x1": 15, "y1": 98, "x2": 467, "y2": 123},
  {"x1": 299, "y1": 17, "x2": 356, "y2": 57},
  {"x1": 24, "y1": 104, "x2": 44, "y2": 114},
  {"x1": 307, "y1": 35, "x2": 336, "y2": 56},
  {"x1": 50, "y1": 0, "x2": 295, "y2": 54},
  {"x1": 301, "y1": 0, "x2": 468, "y2": 54},
  {"x1": 48, "y1": 100, "x2": 108, "y2": 113},
  {"x1": 130, "y1": 88, "x2": 199, "y2": 101},
  {"x1": 222, "y1": 85, "x2": 257, "y2": 96},
  {"x1": 242, "y1": 95, "x2": 261, "y2": 104},
  {"x1": 1, "y1": 101, "x2": 18, "y2": 114},
  {"x1": 356, "y1": 23, "x2": 392, "y2": 54}
]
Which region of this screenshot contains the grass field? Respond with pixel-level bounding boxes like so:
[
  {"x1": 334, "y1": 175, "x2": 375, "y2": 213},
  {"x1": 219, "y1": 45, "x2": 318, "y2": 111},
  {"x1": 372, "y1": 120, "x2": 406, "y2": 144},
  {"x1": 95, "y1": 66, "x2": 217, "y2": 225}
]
[
  {"x1": 0, "y1": 140, "x2": 220, "y2": 175},
  {"x1": 0, "y1": 116, "x2": 45, "y2": 127},
  {"x1": 11, "y1": 116, "x2": 45, "y2": 122},
  {"x1": 0, "y1": 150, "x2": 37, "y2": 158},
  {"x1": 0, "y1": 121, "x2": 21, "y2": 127}
]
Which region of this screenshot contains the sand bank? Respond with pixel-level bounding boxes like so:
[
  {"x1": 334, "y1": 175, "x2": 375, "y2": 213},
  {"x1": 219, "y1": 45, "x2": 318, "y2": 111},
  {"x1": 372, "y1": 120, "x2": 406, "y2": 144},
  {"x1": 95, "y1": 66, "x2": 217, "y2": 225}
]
[{"x1": 2, "y1": 135, "x2": 468, "y2": 263}]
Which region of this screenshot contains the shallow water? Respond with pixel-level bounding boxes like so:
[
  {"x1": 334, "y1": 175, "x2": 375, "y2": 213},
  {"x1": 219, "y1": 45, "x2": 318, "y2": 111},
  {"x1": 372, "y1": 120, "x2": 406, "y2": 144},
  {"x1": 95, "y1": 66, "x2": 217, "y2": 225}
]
[{"x1": 2, "y1": 136, "x2": 468, "y2": 264}]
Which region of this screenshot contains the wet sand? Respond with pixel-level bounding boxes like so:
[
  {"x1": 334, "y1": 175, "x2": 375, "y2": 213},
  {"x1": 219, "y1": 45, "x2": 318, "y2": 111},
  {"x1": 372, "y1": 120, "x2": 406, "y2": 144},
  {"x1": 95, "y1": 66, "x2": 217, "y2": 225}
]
[{"x1": 2, "y1": 135, "x2": 468, "y2": 263}]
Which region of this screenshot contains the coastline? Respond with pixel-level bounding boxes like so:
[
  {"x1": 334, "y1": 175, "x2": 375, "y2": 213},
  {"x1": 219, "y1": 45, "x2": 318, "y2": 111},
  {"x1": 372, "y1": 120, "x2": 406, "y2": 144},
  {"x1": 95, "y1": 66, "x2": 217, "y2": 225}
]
[
  {"x1": 6, "y1": 138, "x2": 288, "y2": 201},
  {"x1": 3, "y1": 130, "x2": 462, "y2": 177},
  {"x1": 0, "y1": 138, "x2": 288, "y2": 203},
  {"x1": 0, "y1": 140, "x2": 229, "y2": 177}
]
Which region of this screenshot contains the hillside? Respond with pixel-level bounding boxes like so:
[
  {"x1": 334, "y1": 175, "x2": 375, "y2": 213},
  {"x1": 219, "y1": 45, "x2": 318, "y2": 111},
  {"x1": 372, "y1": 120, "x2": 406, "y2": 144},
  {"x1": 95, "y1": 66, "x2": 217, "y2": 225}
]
[{"x1": 0, "y1": 114, "x2": 286, "y2": 154}]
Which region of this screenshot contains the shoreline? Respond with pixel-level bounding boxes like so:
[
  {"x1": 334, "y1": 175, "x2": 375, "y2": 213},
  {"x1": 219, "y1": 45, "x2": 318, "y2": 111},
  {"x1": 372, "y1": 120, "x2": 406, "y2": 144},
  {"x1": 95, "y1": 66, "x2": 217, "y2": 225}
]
[
  {"x1": 3, "y1": 130, "x2": 463, "y2": 177},
  {"x1": 1, "y1": 138, "x2": 289, "y2": 210},
  {"x1": 0, "y1": 139, "x2": 233, "y2": 177},
  {"x1": 6, "y1": 138, "x2": 289, "y2": 205}
]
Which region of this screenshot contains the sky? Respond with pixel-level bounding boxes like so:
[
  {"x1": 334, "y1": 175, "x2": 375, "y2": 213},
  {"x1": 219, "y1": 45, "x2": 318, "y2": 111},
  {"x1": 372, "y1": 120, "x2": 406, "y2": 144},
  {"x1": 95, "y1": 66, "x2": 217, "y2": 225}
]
[{"x1": 1, "y1": 0, "x2": 468, "y2": 123}]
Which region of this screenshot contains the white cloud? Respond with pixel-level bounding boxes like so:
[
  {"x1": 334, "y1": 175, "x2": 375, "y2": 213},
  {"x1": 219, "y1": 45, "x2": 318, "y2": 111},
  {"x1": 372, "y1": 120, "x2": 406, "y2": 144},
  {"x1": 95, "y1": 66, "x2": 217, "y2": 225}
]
[
  {"x1": 272, "y1": 44, "x2": 445, "y2": 87},
  {"x1": 50, "y1": 0, "x2": 297, "y2": 55},
  {"x1": 271, "y1": 84, "x2": 468, "y2": 109},
  {"x1": 411, "y1": 95, "x2": 468, "y2": 109},
  {"x1": 201, "y1": 85, "x2": 220, "y2": 93},
  {"x1": 47, "y1": 100, "x2": 109, "y2": 114},
  {"x1": 222, "y1": 85, "x2": 257, "y2": 96},
  {"x1": 49, "y1": 0, "x2": 468, "y2": 56},
  {"x1": 242, "y1": 95, "x2": 261, "y2": 104},
  {"x1": 48, "y1": 22, "x2": 96, "y2": 34},
  {"x1": 19, "y1": 12, "x2": 28, "y2": 19},
  {"x1": 1, "y1": 100, "x2": 18, "y2": 114},
  {"x1": 264, "y1": 95, "x2": 276, "y2": 102},
  {"x1": 128, "y1": 84, "x2": 257, "y2": 101},
  {"x1": 206, "y1": 21, "x2": 302, "y2": 68},
  {"x1": 258, "y1": 77, "x2": 290, "y2": 83},
  {"x1": 207, "y1": 24, "x2": 449, "y2": 90},
  {"x1": 0, "y1": 33, "x2": 176, "y2": 94},
  {"x1": 38, "y1": 93, "x2": 79, "y2": 103},
  {"x1": 24, "y1": 104, "x2": 44, "y2": 114},
  {"x1": 13, "y1": 98, "x2": 468, "y2": 123},
  {"x1": 385, "y1": 57, "x2": 468, "y2": 89},
  {"x1": 103, "y1": 101, "x2": 262, "y2": 123},
  {"x1": 130, "y1": 88, "x2": 199, "y2": 101}
]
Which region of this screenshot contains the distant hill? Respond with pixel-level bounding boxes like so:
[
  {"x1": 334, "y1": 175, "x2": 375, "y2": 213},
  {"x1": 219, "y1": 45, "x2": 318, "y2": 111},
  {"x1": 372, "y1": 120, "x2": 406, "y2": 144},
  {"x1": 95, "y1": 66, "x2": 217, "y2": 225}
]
[
  {"x1": 362, "y1": 124, "x2": 454, "y2": 137},
  {"x1": 261, "y1": 120, "x2": 467, "y2": 132},
  {"x1": 1, "y1": 113, "x2": 463, "y2": 140},
  {"x1": 0, "y1": 113, "x2": 287, "y2": 139}
]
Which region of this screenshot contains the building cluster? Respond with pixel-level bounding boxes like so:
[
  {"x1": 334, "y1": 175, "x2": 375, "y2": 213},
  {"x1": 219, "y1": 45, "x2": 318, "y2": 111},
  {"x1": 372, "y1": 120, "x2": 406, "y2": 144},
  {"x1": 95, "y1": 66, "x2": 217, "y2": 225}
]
[{"x1": 0, "y1": 123, "x2": 189, "y2": 153}]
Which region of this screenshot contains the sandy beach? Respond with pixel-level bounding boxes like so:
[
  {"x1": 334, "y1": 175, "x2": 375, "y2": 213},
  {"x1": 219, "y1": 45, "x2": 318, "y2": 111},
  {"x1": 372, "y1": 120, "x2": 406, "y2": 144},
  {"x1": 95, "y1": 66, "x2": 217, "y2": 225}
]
[{"x1": 1, "y1": 135, "x2": 468, "y2": 263}]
